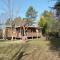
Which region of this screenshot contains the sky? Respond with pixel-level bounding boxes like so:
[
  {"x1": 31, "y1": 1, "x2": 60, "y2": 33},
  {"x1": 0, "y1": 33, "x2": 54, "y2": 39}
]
[
  {"x1": 0, "y1": 0, "x2": 56, "y2": 23},
  {"x1": 14, "y1": 0, "x2": 56, "y2": 18}
]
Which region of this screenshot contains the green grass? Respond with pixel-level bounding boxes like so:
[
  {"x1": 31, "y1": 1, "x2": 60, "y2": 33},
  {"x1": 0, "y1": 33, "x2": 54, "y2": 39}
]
[
  {"x1": 0, "y1": 39, "x2": 60, "y2": 60},
  {"x1": 28, "y1": 39, "x2": 49, "y2": 46},
  {"x1": 0, "y1": 40, "x2": 25, "y2": 60}
]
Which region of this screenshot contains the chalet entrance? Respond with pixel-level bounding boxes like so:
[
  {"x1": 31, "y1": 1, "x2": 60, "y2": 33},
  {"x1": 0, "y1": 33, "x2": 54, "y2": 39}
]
[{"x1": 21, "y1": 28, "x2": 24, "y2": 36}]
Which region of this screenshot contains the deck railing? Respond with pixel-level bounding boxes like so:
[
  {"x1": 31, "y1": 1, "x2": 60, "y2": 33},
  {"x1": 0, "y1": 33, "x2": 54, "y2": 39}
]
[{"x1": 27, "y1": 32, "x2": 41, "y2": 37}]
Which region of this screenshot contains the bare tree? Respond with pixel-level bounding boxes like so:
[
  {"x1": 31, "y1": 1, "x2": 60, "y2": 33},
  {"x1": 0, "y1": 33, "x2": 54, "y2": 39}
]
[
  {"x1": 0, "y1": 0, "x2": 13, "y2": 40},
  {"x1": 0, "y1": 0, "x2": 20, "y2": 40}
]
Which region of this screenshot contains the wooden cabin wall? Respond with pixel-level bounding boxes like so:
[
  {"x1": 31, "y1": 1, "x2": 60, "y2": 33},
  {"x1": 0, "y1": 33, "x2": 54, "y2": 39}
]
[
  {"x1": 5, "y1": 28, "x2": 17, "y2": 39},
  {"x1": 26, "y1": 28, "x2": 41, "y2": 38},
  {"x1": 16, "y1": 28, "x2": 22, "y2": 38},
  {"x1": 5, "y1": 28, "x2": 12, "y2": 38},
  {"x1": 5, "y1": 27, "x2": 41, "y2": 39}
]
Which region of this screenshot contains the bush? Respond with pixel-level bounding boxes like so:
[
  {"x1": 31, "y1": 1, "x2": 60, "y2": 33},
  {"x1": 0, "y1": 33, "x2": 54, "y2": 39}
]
[
  {"x1": 0, "y1": 29, "x2": 3, "y2": 39},
  {"x1": 48, "y1": 32, "x2": 59, "y2": 38}
]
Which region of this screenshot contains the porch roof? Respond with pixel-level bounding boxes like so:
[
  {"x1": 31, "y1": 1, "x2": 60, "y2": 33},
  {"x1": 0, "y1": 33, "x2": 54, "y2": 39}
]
[{"x1": 15, "y1": 26, "x2": 42, "y2": 29}]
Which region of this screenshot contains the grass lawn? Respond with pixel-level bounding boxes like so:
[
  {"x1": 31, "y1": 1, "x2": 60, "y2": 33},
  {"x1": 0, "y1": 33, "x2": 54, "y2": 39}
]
[
  {"x1": 0, "y1": 39, "x2": 60, "y2": 60},
  {"x1": 0, "y1": 40, "x2": 26, "y2": 60}
]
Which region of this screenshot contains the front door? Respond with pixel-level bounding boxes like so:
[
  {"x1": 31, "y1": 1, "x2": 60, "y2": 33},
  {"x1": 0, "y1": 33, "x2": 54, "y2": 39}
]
[{"x1": 21, "y1": 28, "x2": 24, "y2": 36}]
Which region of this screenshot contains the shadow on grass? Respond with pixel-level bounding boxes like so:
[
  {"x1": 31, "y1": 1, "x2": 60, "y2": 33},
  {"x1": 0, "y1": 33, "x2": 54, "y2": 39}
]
[
  {"x1": 49, "y1": 37, "x2": 60, "y2": 51},
  {"x1": 11, "y1": 43, "x2": 29, "y2": 60}
]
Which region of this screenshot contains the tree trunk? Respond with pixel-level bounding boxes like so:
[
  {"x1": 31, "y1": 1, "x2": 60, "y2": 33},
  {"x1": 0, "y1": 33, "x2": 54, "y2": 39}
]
[
  {"x1": 11, "y1": 28, "x2": 13, "y2": 40},
  {"x1": 32, "y1": 31, "x2": 33, "y2": 39},
  {"x1": 3, "y1": 29, "x2": 5, "y2": 40},
  {"x1": 11, "y1": 32, "x2": 13, "y2": 40}
]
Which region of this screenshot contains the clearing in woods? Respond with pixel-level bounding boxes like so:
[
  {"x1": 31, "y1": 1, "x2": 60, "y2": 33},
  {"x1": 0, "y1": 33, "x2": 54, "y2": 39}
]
[{"x1": 0, "y1": 39, "x2": 60, "y2": 60}]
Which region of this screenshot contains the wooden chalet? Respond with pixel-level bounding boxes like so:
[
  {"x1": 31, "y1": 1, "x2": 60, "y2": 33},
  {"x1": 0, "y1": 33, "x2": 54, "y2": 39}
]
[
  {"x1": 5, "y1": 18, "x2": 42, "y2": 39},
  {"x1": 5, "y1": 26, "x2": 41, "y2": 39}
]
